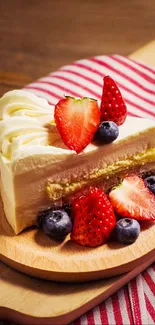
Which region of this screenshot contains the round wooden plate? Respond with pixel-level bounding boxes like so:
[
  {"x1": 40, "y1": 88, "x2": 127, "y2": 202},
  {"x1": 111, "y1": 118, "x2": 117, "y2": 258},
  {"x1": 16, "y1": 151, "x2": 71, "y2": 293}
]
[{"x1": 0, "y1": 198, "x2": 155, "y2": 282}]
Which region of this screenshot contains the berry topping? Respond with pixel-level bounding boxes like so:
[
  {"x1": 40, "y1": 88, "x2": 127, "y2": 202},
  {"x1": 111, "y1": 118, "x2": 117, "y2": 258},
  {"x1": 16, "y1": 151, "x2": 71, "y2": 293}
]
[
  {"x1": 113, "y1": 218, "x2": 140, "y2": 244},
  {"x1": 100, "y1": 76, "x2": 127, "y2": 126},
  {"x1": 54, "y1": 96, "x2": 100, "y2": 153},
  {"x1": 109, "y1": 175, "x2": 155, "y2": 221},
  {"x1": 144, "y1": 175, "x2": 155, "y2": 195},
  {"x1": 71, "y1": 187, "x2": 116, "y2": 247},
  {"x1": 94, "y1": 121, "x2": 119, "y2": 144},
  {"x1": 39, "y1": 209, "x2": 72, "y2": 240}
]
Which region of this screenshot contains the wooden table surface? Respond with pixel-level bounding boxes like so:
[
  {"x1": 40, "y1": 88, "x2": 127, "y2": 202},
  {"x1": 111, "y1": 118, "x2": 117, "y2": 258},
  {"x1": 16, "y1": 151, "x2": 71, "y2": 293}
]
[{"x1": 0, "y1": 0, "x2": 155, "y2": 97}]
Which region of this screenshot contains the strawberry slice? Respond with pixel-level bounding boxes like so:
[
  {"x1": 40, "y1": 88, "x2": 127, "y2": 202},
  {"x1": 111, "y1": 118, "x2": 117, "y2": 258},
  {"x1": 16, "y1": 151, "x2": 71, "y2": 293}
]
[
  {"x1": 100, "y1": 76, "x2": 127, "y2": 126},
  {"x1": 109, "y1": 175, "x2": 155, "y2": 221},
  {"x1": 54, "y1": 96, "x2": 100, "y2": 153}
]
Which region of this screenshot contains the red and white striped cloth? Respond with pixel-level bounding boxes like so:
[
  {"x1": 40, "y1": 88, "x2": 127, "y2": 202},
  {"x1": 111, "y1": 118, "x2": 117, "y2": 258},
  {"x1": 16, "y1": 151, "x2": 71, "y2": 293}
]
[
  {"x1": 25, "y1": 54, "x2": 155, "y2": 119},
  {"x1": 25, "y1": 55, "x2": 154, "y2": 325}
]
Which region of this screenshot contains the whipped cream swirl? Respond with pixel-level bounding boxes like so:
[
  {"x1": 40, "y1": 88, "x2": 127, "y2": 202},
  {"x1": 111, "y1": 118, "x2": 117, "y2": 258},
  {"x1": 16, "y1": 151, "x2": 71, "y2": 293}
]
[{"x1": 0, "y1": 90, "x2": 72, "y2": 161}]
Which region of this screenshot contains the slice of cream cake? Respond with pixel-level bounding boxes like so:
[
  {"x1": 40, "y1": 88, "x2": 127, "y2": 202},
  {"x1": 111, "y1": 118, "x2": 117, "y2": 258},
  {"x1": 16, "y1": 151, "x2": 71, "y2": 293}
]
[{"x1": 0, "y1": 90, "x2": 155, "y2": 234}]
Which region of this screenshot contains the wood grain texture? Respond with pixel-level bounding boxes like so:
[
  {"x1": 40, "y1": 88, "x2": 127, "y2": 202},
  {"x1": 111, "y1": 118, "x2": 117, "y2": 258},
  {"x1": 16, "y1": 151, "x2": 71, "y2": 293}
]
[
  {"x1": 1, "y1": 0, "x2": 155, "y2": 97},
  {"x1": 0, "y1": 255, "x2": 154, "y2": 325}
]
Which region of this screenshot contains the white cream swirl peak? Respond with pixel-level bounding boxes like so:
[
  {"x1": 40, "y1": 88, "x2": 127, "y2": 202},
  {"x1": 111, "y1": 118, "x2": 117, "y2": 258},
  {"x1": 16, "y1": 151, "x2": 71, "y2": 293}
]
[
  {"x1": 0, "y1": 90, "x2": 155, "y2": 234},
  {"x1": 0, "y1": 90, "x2": 68, "y2": 160}
]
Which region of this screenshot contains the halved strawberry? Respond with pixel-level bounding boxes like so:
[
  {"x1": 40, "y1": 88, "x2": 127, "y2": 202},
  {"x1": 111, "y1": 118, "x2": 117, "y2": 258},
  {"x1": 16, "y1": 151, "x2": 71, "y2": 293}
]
[
  {"x1": 109, "y1": 175, "x2": 155, "y2": 221},
  {"x1": 54, "y1": 96, "x2": 100, "y2": 153},
  {"x1": 100, "y1": 76, "x2": 127, "y2": 126}
]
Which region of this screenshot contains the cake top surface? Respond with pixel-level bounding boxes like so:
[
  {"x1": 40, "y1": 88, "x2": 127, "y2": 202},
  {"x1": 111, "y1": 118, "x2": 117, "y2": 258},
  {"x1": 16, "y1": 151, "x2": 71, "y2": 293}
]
[{"x1": 0, "y1": 90, "x2": 155, "y2": 163}]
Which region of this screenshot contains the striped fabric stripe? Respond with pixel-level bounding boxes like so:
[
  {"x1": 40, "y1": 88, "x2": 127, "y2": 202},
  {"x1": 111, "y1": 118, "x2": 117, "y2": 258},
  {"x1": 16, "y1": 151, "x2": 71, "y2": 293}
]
[{"x1": 24, "y1": 55, "x2": 155, "y2": 325}]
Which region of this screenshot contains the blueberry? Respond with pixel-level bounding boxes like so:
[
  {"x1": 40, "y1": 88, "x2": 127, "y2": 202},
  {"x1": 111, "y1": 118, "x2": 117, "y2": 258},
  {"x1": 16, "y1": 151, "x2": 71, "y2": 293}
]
[
  {"x1": 114, "y1": 218, "x2": 140, "y2": 244},
  {"x1": 39, "y1": 209, "x2": 72, "y2": 240},
  {"x1": 94, "y1": 121, "x2": 119, "y2": 144},
  {"x1": 144, "y1": 175, "x2": 155, "y2": 195}
]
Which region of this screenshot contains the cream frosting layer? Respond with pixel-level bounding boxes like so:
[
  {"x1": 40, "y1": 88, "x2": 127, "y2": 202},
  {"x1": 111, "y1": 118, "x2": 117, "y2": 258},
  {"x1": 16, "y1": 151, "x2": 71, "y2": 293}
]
[{"x1": 0, "y1": 90, "x2": 155, "y2": 234}]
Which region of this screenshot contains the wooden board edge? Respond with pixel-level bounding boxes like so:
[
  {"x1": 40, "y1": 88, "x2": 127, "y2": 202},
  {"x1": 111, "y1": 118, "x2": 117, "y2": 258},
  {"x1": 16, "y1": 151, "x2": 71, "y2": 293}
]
[
  {"x1": 0, "y1": 254, "x2": 154, "y2": 325},
  {"x1": 0, "y1": 247, "x2": 154, "y2": 282},
  {"x1": 129, "y1": 40, "x2": 155, "y2": 66}
]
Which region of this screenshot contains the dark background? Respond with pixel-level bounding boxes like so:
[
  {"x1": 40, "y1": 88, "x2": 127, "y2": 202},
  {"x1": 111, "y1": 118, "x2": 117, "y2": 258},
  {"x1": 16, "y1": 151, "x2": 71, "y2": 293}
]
[{"x1": 0, "y1": 0, "x2": 155, "y2": 97}]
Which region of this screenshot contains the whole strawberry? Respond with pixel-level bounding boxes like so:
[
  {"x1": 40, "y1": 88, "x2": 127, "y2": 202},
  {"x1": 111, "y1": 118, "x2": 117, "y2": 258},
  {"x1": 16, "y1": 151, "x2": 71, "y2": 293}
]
[
  {"x1": 71, "y1": 187, "x2": 116, "y2": 247},
  {"x1": 54, "y1": 96, "x2": 100, "y2": 153},
  {"x1": 100, "y1": 76, "x2": 127, "y2": 126}
]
